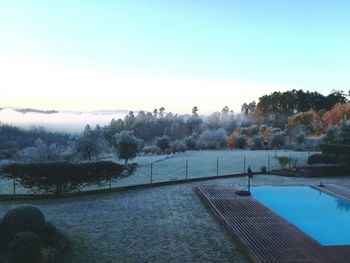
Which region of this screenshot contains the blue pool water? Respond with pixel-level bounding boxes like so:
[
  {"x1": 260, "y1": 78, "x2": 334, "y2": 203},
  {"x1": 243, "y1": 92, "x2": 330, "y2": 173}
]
[{"x1": 251, "y1": 186, "x2": 350, "y2": 246}]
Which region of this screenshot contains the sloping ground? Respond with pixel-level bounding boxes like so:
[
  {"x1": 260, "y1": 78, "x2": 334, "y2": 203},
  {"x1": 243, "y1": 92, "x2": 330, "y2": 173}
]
[
  {"x1": 1, "y1": 175, "x2": 350, "y2": 263},
  {"x1": 0, "y1": 149, "x2": 316, "y2": 194}
]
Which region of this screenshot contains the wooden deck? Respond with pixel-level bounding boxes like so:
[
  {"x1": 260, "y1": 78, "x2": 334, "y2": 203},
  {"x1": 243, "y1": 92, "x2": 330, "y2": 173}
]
[
  {"x1": 196, "y1": 185, "x2": 349, "y2": 263},
  {"x1": 312, "y1": 184, "x2": 350, "y2": 202}
]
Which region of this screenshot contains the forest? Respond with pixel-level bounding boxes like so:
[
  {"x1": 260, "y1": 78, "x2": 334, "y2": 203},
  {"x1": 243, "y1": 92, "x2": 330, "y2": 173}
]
[{"x1": 0, "y1": 89, "x2": 349, "y2": 164}]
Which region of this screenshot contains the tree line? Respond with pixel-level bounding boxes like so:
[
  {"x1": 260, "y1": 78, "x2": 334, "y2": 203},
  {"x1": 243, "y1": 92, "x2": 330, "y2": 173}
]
[{"x1": 0, "y1": 89, "x2": 349, "y2": 163}]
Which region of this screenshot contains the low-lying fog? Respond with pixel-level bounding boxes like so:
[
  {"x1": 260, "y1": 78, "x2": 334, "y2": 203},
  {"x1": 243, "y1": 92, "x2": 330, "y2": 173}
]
[{"x1": 0, "y1": 108, "x2": 129, "y2": 133}]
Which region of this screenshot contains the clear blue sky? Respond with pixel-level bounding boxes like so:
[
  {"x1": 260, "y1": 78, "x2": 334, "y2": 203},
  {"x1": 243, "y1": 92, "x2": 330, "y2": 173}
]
[{"x1": 0, "y1": 0, "x2": 349, "y2": 113}]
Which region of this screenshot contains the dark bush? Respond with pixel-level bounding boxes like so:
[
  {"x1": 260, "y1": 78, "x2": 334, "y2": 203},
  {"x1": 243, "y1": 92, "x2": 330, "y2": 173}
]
[
  {"x1": 2, "y1": 206, "x2": 45, "y2": 234},
  {"x1": 6, "y1": 231, "x2": 42, "y2": 263},
  {"x1": 308, "y1": 154, "x2": 337, "y2": 165},
  {"x1": 337, "y1": 155, "x2": 350, "y2": 173},
  {"x1": 184, "y1": 136, "x2": 197, "y2": 150},
  {"x1": 236, "y1": 135, "x2": 247, "y2": 149},
  {"x1": 271, "y1": 132, "x2": 286, "y2": 149},
  {"x1": 39, "y1": 222, "x2": 68, "y2": 251},
  {"x1": 155, "y1": 135, "x2": 170, "y2": 153},
  {"x1": 0, "y1": 220, "x2": 11, "y2": 252},
  {"x1": 320, "y1": 144, "x2": 350, "y2": 156},
  {"x1": 0, "y1": 161, "x2": 125, "y2": 194}
]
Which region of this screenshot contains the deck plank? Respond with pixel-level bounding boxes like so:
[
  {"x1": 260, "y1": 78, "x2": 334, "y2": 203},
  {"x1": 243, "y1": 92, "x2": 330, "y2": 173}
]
[
  {"x1": 312, "y1": 184, "x2": 350, "y2": 201},
  {"x1": 196, "y1": 185, "x2": 348, "y2": 263}
]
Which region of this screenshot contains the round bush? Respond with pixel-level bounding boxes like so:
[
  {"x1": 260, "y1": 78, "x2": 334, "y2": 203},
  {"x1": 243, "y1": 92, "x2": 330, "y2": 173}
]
[
  {"x1": 307, "y1": 154, "x2": 337, "y2": 165},
  {"x1": 6, "y1": 231, "x2": 42, "y2": 263},
  {"x1": 236, "y1": 135, "x2": 247, "y2": 149},
  {"x1": 0, "y1": 220, "x2": 11, "y2": 252},
  {"x1": 40, "y1": 222, "x2": 68, "y2": 250},
  {"x1": 2, "y1": 206, "x2": 45, "y2": 234}
]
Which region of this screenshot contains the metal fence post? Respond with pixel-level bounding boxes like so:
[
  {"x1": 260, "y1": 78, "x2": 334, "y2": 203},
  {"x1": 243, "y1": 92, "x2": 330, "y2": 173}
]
[
  {"x1": 109, "y1": 178, "x2": 112, "y2": 189},
  {"x1": 151, "y1": 163, "x2": 153, "y2": 184},
  {"x1": 268, "y1": 154, "x2": 270, "y2": 172},
  {"x1": 290, "y1": 152, "x2": 292, "y2": 168},
  {"x1": 243, "y1": 156, "x2": 246, "y2": 174},
  {"x1": 13, "y1": 178, "x2": 16, "y2": 195},
  {"x1": 216, "y1": 157, "x2": 219, "y2": 176},
  {"x1": 186, "y1": 160, "x2": 188, "y2": 180}
]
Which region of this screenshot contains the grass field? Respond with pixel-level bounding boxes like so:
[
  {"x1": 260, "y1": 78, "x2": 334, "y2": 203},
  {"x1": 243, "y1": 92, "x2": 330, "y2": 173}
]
[{"x1": 0, "y1": 149, "x2": 317, "y2": 194}]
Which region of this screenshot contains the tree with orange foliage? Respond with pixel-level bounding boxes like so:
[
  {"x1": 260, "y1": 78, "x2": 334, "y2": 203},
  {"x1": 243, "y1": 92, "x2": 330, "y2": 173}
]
[
  {"x1": 322, "y1": 103, "x2": 350, "y2": 126},
  {"x1": 285, "y1": 110, "x2": 321, "y2": 135},
  {"x1": 262, "y1": 129, "x2": 272, "y2": 145},
  {"x1": 227, "y1": 133, "x2": 237, "y2": 149}
]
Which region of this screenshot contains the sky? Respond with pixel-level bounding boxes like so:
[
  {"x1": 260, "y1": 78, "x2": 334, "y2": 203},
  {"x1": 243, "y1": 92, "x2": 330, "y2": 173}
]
[{"x1": 0, "y1": 0, "x2": 349, "y2": 114}]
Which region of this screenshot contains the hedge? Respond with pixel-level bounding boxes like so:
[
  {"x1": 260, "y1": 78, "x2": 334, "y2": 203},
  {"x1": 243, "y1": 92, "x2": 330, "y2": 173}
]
[
  {"x1": 0, "y1": 161, "x2": 127, "y2": 194},
  {"x1": 307, "y1": 154, "x2": 337, "y2": 165},
  {"x1": 320, "y1": 144, "x2": 350, "y2": 156}
]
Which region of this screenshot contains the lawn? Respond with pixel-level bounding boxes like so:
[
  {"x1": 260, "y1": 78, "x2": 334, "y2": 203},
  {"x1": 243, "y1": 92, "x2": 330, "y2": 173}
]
[
  {"x1": 0, "y1": 149, "x2": 316, "y2": 194},
  {"x1": 1, "y1": 175, "x2": 350, "y2": 262}
]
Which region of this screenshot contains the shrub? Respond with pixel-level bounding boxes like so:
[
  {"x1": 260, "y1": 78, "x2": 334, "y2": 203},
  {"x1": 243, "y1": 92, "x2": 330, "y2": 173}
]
[
  {"x1": 169, "y1": 140, "x2": 187, "y2": 153},
  {"x1": 324, "y1": 126, "x2": 338, "y2": 144},
  {"x1": 39, "y1": 222, "x2": 68, "y2": 250},
  {"x1": 249, "y1": 125, "x2": 260, "y2": 137},
  {"x1": 322, "y1": 103, "x2": 350, "y2": 126},
  {"x1": 0, "y1": 220, "x2": 11, "y2": 252},
  {"x1": 271, "y1": 132, "x2": 286, "y2": 149},
  {"x1": 2, "y1": 206, "x2": 45, "y2": 235},
  {"x1": 235, "y1": 135, "x2": 247, "y2": 149},
  {"x1": 276, "y1": 156, "x2": 291, "y2": 169},
  {"x1": 184, "y1": 136, "x2": 197, "y2": 150},
  {"x1": 239, "y1": 127, "x2": 250, "y2": 137},
  {"x1": 155, "y1": 135, "x2": 170, "y2": 153},
  {"x1": 198, "y1": 128, "x2": 228, "y2": 149},
  {"x1": 308, "y1": 153, "x2": 337, "y2": 165},
  {"x1": 320, "y1": 144, "x2": 350, "y2": 156},
  {"x1": 285, "y1": 110, "x2": 321, "y2": 135},
  {"x1": 227, "y1": 133, "x2": 236, "y2": 149},
  {"x1": 6, "y1": 231, "x2": 42, "y2": 263},
  {"x1": 113, "y1": 130, "x2": 144, "y2": 164},
  {"x1": 143, "y1": 145, "x2": 160, "y2": 155},
  {"x1": 295, "y1": 131, "x2": 306, "y2": 145},
  {"x1": 337, "y1": 155, "x2": 350, "y2": 173},
  {"x1": 0, "y1": 161, "x2": 125, "y2": 194},
  {"x1": 324, "y1": 119, "x2": 350, "y2": 145},
  {"x1": 337, "y1": 155, "x2": 350, "y2": 165},
  {"x1": 253, "y1": 135, "x2": 263, "y2": 150}
]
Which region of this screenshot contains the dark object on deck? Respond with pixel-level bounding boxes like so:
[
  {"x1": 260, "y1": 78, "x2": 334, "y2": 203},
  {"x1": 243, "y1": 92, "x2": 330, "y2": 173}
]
[
  {"x1": 236, "y1": 166, "x2": 254, "y2": 195},
  {"x1": 235, "y1": 189, "x2": 251, "y2": 196}
]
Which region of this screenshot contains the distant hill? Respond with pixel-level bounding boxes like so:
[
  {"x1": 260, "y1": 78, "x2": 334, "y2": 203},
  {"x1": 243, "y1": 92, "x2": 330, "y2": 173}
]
[{"x1": 15, "y1": 108, "x2": 59, "y2": 114}]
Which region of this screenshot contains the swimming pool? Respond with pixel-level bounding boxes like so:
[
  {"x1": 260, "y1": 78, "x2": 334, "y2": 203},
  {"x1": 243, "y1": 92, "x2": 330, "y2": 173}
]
[{"x1": 251, "y1": 186, "x2": 350, "y2": 246}]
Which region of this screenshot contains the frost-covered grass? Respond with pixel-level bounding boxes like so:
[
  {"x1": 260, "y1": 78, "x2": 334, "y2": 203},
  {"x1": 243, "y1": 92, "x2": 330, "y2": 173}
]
[
  {"x1": 0, "y1": 149, "x2": 317, "y2": 194},
  {"x1": 1, "y1": 175, "x2": 350, "y2": 263},
  {"x1": 114, "y1": 149, "x2": 316, "y2": 186}
]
